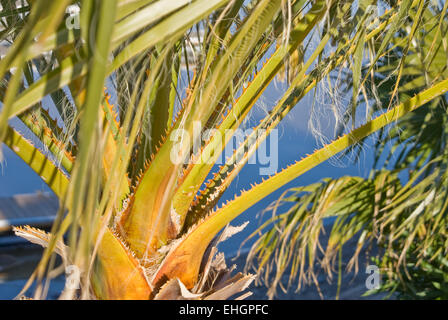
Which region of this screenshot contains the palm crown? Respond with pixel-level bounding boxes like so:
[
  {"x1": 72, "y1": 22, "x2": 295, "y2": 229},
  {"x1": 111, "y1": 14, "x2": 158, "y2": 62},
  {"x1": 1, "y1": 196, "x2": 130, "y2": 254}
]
[{"x1": 0, "y1": 0, "x2": 446, "y2": 299}]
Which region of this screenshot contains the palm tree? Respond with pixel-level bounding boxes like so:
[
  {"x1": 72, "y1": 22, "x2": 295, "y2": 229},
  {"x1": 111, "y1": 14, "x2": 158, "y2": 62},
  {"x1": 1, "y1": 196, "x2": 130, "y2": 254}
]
[
  {"x1": 0, "y1": 0, "x2": 446, "y2": 299},
  {"x1": 246, "y1": 0, "x2": 448, "y2": 299}
]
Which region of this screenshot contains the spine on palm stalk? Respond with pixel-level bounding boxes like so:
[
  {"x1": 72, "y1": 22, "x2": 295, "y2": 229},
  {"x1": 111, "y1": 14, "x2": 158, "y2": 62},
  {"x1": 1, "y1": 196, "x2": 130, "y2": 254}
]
[{"x1": 0, "y1": 0, "x2": 447, "y2": 300}]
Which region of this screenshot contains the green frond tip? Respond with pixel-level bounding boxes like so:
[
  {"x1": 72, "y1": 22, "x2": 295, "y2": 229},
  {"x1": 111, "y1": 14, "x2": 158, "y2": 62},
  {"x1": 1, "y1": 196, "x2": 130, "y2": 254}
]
[{"x1": 3, "y1": 126, "x2": 69, "y2": 198}]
